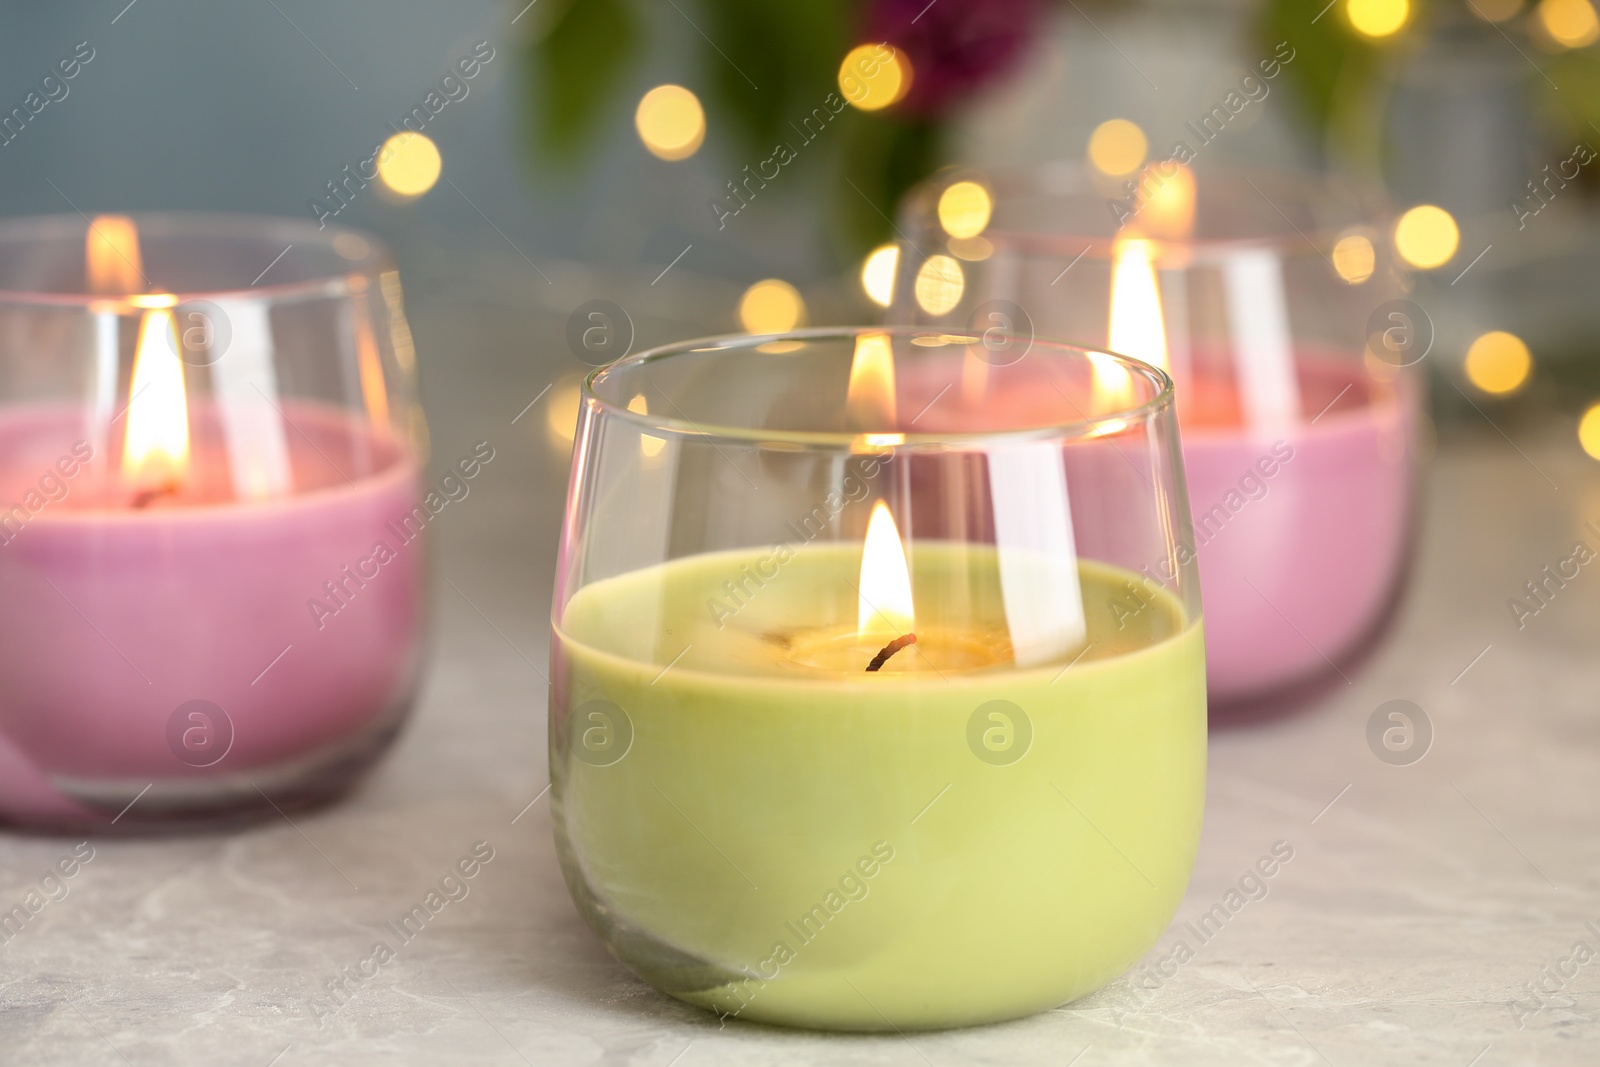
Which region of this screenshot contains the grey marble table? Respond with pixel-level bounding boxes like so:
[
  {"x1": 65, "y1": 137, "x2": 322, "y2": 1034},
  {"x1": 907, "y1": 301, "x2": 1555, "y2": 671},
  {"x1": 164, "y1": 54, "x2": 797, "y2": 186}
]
[{"x1": 3, "y1": 244, "x2": 1597, "y2": 1066}]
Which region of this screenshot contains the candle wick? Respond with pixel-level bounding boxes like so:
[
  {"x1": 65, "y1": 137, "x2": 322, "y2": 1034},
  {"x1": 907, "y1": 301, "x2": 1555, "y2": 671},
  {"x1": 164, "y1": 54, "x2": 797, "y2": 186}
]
[
  {"x1": 866, "y1": 633, "x2": 917, "y2": 672},
  {"x1": 132, "y1": 483, "x2": 178, "y2": 509}
]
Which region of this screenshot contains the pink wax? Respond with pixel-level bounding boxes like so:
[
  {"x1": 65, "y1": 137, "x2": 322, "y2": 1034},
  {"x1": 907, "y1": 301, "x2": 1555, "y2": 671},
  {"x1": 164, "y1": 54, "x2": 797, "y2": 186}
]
[
  {"x1": 1180, "y1": 359, "x2": 1416, "y2": 701},
  {"x1": 897, "y1": 352, "x2": 1417, "y2": 704},
  {"x1": 0, "y1": 402, "x2": 425, "y2": 827}
]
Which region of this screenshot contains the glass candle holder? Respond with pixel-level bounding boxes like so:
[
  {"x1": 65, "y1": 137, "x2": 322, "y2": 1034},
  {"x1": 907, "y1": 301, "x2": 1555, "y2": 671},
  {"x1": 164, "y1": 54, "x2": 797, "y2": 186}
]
[
  {"x1": 551, "y1": 328, "x2": 1206, "y2": 1031},
  {"x1": 890, "y1": 165, "x2": 1422, "y2": 706},
  {"x1": 0, "y1": 213, "x2": 428, "y2": 831}
]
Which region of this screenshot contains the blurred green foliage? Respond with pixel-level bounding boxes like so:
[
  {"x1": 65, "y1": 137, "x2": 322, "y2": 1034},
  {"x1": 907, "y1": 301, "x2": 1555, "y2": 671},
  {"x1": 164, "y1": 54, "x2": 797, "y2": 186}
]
[
  {"x1": 1257, "y1": 0, "x2": 1600, "y2": 171},
  {"x1": 530, "y1": 0, "x2": 643, "y2": 159},
  {"x1": 522, "y1": 0, "x2": 944, "y2": 261}
]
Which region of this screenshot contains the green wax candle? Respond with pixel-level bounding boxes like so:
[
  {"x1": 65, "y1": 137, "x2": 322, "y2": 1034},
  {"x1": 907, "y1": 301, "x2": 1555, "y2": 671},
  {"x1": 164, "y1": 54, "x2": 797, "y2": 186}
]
[{"x1": 551, "y1": 541, "x2": 1205, "y2": 1031}]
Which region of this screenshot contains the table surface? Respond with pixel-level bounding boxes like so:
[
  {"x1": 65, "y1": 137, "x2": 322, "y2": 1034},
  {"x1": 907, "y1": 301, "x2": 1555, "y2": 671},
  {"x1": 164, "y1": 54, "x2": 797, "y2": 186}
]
[{"x1": 5, "y1": 244, "x2": 1598, "y2": 1066}]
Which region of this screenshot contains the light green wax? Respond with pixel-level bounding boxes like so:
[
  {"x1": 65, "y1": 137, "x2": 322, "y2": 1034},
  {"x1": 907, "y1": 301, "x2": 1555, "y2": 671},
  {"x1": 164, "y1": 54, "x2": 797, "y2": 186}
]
[{"x1": 551, "y1": 543, "x2": 1206, "y2": 1031}]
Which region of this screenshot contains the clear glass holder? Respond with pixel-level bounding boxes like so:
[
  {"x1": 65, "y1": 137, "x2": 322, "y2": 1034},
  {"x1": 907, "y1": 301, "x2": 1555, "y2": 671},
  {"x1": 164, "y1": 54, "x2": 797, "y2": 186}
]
[
  {"x1": 0, "y1": 213, "x2": 429, "y2": 832},
  {"x1": 551, "y1": 327, "x2": 1207, "y2": 1031},
  {"x1": 890, "y1": 164, "x2": 1424, "y2": 706}
]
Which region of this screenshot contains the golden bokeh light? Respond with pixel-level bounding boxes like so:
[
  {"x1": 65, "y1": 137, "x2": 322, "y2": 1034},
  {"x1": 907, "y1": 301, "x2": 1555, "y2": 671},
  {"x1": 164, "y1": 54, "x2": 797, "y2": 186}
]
[
  {"x1": 914, "y1": 254, "x2": 965, "y2": 316},
  {"x1": 938, "y1": 180, "x2": 993, "y2": 239},
  {"x1": 1394, "y1": 205, "x2": 1459, "y2": 269},
  {"x1": 1332, "y1": 232, "x2": 1376, "y2": 284},
  {"x1": 377, "y1": 132, "x2": 442, "y2": 198},
  {"x1": 628, "y1": 394, "x2": 666, "y2": 458},
  {"x1": 635, "y1": 84, "x2": 706, "y2": 161},
  {"x1": 1537, "y1": 0, "x2": 1600, "y2": 47},
  {"x1": 839, "y1": 44, "x2": 911, "y2": 112},
  {"x1": 1580, "y1": 404, "x2": 1600, "y2": 460},
  {"x1": 861, "y1": 244, "x2": 900, "y2": 308},
  {"x1": 1348, "y1": 0, "x2": 1409, "y2": 37},
  {"x1": 546, "y1": 378, "x2": 583, "y2": 449},
  {"x1": 738, "y1": 279, "x2": 804, "y2": 334},
  {"x1": 1581, "y1": 402, "x2": 1600, "y2": 460},
  {"x1": 1088, "y1": 119, "x2": 1148, "y2": 177},
  {"x1": 1471, "y1": 0, "x2": 1525, "y2": 20},
  {"x1": 948, "y1": 235, "x2": 993, "y2": 261},
  {"x1": 1464, "y1": 331, "x2": 1532, "y2": 395}
]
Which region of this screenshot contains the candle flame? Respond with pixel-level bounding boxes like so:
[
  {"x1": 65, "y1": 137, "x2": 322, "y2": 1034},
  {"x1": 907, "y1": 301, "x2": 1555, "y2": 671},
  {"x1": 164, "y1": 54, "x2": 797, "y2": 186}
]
[
  {"x1": 1108, "y1": 237, "x2": 1170, "y2": 373},
  {"x1": 121, "y1": 306, "x2": 191, "y2": 492},
  {"x1": 858, "y1": 500, "x2": 914, "y2": 638},
  {"x1": 1140, "y1": 163, "x2": 1196, "y2": 240},
  {"x1": 1094, "y1": 235, "x2": 1171, "y2": 418},
  {"x1": 847, "y1": 332, "x2": 899, "y2": 433},
  {"x1": 86, "y1": 215, "x2": 143, "y2": 295}
]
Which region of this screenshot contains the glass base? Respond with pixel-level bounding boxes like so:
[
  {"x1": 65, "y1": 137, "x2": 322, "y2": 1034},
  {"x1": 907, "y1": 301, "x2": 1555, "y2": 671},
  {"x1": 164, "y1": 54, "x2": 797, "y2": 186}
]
[
  {"x1": 0, "y1": 698, "x2": 414, "y2": 835},
  {"x1": 558, "y1": 850, "x2": 1092, "y2": 1033}
]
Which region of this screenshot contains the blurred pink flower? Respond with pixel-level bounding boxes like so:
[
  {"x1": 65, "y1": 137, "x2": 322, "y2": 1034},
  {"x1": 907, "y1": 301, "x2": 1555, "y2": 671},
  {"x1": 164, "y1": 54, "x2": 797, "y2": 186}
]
[{"x1": 865, "y1": 0, "x2": 1044, "y2": 116}]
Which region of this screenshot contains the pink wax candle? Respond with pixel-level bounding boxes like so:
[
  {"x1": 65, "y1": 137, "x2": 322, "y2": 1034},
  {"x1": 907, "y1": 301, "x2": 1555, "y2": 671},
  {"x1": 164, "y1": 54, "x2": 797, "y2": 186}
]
[
  {"x1": 890, "y1": 164, "x2": 1422, "y2": 705},
  {"x1": 0, "y1": 212, "x2": 431, "y2": 829},
  {"x1": 899, "y1": 351, "x2": 1416, "y2": 704},
  {"x1": 0, "y1": 404, "x2": 425, "y2": 826},
  {"x1": 1179, "y1": 358, "x2": 1416, "y2": 702}
]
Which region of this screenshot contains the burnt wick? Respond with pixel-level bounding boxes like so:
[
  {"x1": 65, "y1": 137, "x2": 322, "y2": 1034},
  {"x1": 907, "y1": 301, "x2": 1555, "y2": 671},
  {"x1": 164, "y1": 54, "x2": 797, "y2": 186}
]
[
  {"x1": 132, "y1": 483, "x2": 179, "y2": 509},
  {"x1": 866, "y1": 633, "x2": 917, "y2": 672}
]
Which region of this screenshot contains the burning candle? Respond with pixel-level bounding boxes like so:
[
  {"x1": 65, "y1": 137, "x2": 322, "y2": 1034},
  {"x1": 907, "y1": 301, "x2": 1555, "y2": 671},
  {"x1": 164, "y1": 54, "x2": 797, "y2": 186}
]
[
  {"x1": 894, "y1": 167, "x2": 1419, "y2": 705},
  {"x1": 551, "y1": 329, "x2": 1206, "y2": 1030},
  {"x1": 0, "y1": 214, "x2": 428, "y2": 829},
  {"x1": 1117, "y1": 237, "x2": 1410, "y2": 704}
]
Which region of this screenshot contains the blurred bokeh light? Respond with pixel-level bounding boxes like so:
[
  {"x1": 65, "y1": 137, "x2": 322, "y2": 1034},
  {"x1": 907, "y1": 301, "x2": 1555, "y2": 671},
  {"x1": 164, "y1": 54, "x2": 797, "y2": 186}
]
[
  {"x1": 861, "y1": 244, "x2": 900, "y2": 308},
  {"x1": 1332, "y1": 232, "x2": 1376, "y2": 284},
  {"x1": 914, "y1": 254, "x2": 965, "y2": 315},
  {"x1": 1537, "y1": 0, "x2": 1600, "y2": 47},
  {"x1": 376, "y1": 132, "x2": 441, "y2": 199},
  {"x1": 1347, "y1": 0, "x2": 1409, "y2": 37},
  {"x1": 1394, "y1": 205, "x2": 1459, "y2": 269},
  {"x1": 1579, "y1": 402, "x2": 1600, "y2": 459},
  {"x1": 938, "y1": 181, "x2": 994, "y2": 239},
  {"x1": 739, "y1": 279, "x2": 805, "y2": 333},
  {"x1": 1464, "y1": 331, "x2": 1533, "y2": 395},
  {"x1": 1088, "y1": 119, "x2": 1148, "y2": 177},
  {"x1": 635, "y1": 85, "x2": 706, "y2": 161},
  {"x1": 839, "y1": 44, "x2": 912, "y2": 112}
]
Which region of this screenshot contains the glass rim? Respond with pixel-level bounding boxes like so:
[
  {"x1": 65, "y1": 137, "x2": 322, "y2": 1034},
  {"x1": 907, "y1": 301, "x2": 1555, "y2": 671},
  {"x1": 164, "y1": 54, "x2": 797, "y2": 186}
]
[
  {"x1": 908, "y1": 161, "x2": 1395, "y2": 262},
  {"x1": 584, "y1": 326, "x2": 1175, "y2": 449},
  {"x1": 0, "y1": 211, "x2": 393, "y2": 307}
]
